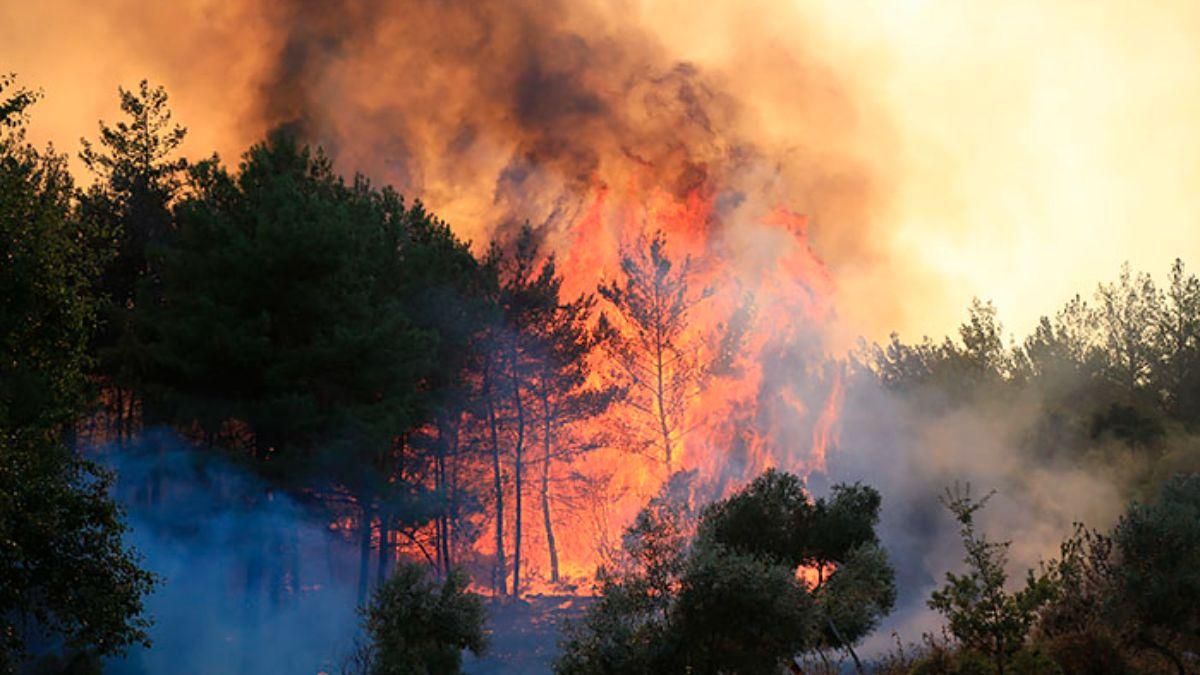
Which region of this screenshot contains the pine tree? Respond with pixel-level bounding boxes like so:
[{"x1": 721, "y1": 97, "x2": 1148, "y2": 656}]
[
  {"x1": 1094, "y1": 264, "x2": 1160, "y2": 402},
  {"x1": 79, "y1": 80, "x2": 187, "y2": 437},
  {"x1": 527, "y1": 258, "x2": 620, "y2": 584},
  {"x1": 597, "y1": 231, "x2": 709, "y2": 470},
  {"x1": 1152, "y1": 260, "x2": 1200, "y2": 421},
  {"x1": 146, "y1": 131, "x2": 475, "y2": 602},
  {"x1": 480, "y1": 227, "x2": 559, "y2": 597}
]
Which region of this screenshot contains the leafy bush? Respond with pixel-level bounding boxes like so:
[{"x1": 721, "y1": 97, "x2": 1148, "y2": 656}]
[{"x1": 359, "y1": 563, "x2": 486, "y2": 675}]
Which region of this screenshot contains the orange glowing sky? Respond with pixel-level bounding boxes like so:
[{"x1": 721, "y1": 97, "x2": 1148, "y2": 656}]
[{"x1": 4, "y1": 0, "x2": 1200, "y2": 346}]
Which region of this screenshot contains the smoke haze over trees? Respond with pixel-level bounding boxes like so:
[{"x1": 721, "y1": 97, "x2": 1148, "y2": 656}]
[{"x1": 4, "y1": 39, "x2": 1200, "y2": 673}]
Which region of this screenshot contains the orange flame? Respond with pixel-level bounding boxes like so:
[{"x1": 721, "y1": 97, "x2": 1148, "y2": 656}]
[
  {"x1": 513, "y1": 179, "x2": 847, "y2": 592},
  {"x1": 809, "y1": 365, "x2": 845, "y2": 475},
  {"x1": 398, "y1": 176, "x2": 846, "y2": 595}
]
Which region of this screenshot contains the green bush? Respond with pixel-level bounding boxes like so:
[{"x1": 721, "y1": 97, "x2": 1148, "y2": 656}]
[{"x1": 360, "y1": 563, "x2": 486, "y2": 675}]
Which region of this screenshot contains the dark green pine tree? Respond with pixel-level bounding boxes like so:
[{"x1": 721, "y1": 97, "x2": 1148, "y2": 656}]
[
  {"x1": 387, "y1": 201, "x2": 491, "y2": 581},
  {"x1": 482, "y1": 225, "x2": 622, "y2": 593},
  {"x1": 148, "y1": 132, "x2": 419, "y2": 454},
  {"x1": 79, "y1": 80, "x2": 187, "y2": 438},
  {"x1": 479, "y1": 226, "x2": 562, "y2": 597},
  {"x1": 145, "y1": 130, "x2": 463, "y2": 601}
]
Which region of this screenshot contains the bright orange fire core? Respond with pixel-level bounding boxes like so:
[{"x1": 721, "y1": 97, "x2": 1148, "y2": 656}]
[{"x1": 477, "y1": 176, "x2": 848, "y2": 593}]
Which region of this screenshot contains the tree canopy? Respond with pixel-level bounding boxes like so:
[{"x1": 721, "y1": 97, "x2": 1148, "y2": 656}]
[
  {"x1": 0, "y1": 74, "x2": 155, "y2": 671},
  {"x1": 556, "y1": 469, "x2": 895, "y2": 674}
]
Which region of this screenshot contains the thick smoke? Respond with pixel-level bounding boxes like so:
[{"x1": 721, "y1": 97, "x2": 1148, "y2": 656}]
[
  {"x1": 95, "y1": 431, "x2": 595, "y2": 673},
  {"x1": 10, "y1": 1, "x2": 1200, "y2": 339},
  {"x1": 96, "y1": 430, "x2": 362, "y2": 674},
  {"x1": 54, "y1": 0, "x2": 871, "y2": 301},
  {"x1": 250, "y1": 0, "x2": 839, "y2": 253}
]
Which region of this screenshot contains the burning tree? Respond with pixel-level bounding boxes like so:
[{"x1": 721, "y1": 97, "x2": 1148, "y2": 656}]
[
  {"x1": 479, "y1": 226, "x2": 621, "y2": 595},
  {"x1": 597, "y1": 231, "x2": 710, "y2": 470},
  {"x1": 528, "y1": 275, "x2": 621, "y2": 584}
]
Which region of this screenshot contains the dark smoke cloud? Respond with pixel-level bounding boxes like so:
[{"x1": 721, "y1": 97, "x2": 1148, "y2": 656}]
[
  {"x1": 260, "y1": 0, "x2": 380, "y2": 142},
  {"x1": 248, "y1": 0, "x2": 857, "y2": 252},
  {"x1": 4, "y1": 0, "x2": 897, "y2": 335}
]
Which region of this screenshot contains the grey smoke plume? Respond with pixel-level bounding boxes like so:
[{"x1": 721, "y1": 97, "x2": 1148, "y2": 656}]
[
  {"x1": 819, "y1": 373, "x2": 1130, "y2": 655},
  {"x1": 93, "y1": 430, "x2": 573, "y2": 674}
]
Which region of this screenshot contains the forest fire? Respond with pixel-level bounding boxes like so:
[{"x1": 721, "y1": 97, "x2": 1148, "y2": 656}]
[
  {"x1": 2, "y1": 0, "x2": 870, "y2": 602},
  {"x1": 13, "y1": 2, "x2": 1200, "y2": 673},
  {"x1": 487, "y1": 173, "x2": 849, "y2": 592}
]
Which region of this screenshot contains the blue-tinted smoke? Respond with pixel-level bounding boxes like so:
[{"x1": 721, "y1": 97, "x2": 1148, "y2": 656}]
[{"x1": 95, "y1": 430, "x2": 361, "y2": 674}]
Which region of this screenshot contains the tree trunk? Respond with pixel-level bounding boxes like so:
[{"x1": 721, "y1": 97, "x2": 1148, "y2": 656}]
[
  {"x1": 485, "y1": 374, "x2": 508, "y2": 597},
  {"x1": 376, "y1": 512, "x2": 392, "y2": 587},
  {"x1": 113, "y1": 386, "x2": 124, "y2": 441},
  {"x1": 656, "y1": 343, "x2": 673, "y2": 469},
  {"x1": 652, "y1": 303, "x2": 673, "y2": 469},
  {"x1": 442, "y1": 415, "x2": 460, "y2": 575},
  {"x1": 826, "y1": 618, "x2": 864, "y2": 674},
  {"x1": 434, "y1": 415, "x2": 450, "y2": 578},
  {"x1": 447, "y1": 421, "x2": 462, "y2": 573},
  {"x1": 435, "y1": 479, "x2": 449, "y2": 577},
  {"x1": 511, "y1": 354, "x2": 526, "y2": 598},
  {"x1": 541, "y1": 412, "x2": 560, "y2": 583},
  {"x1": 125, "y1": 389, "x2": 136, "y2": 439},
  {"x1": 357, "y1": 500, "x2": 375, "y2": 605}
]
